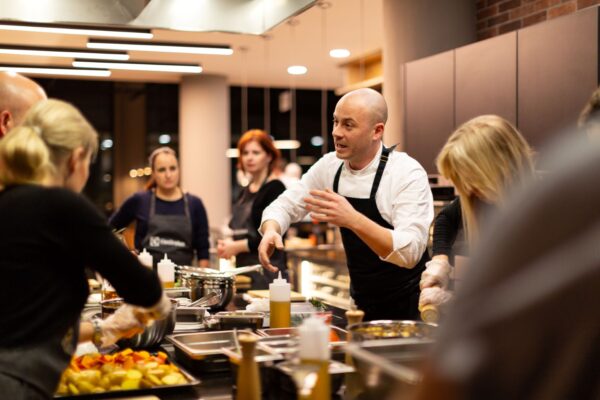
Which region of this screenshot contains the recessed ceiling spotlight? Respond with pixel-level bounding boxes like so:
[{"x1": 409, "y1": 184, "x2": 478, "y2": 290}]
[
  {"x1": 287, "y1": 65, "x2": 307, "y2": 75},
  {"x1": 329, "y1": 48, "x2": 350, "y2": 58}
]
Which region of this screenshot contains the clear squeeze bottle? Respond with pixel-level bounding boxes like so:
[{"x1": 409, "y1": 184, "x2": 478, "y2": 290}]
[
  {"x1": 138, "y1": 248, "x2": 153, "y2": 269},
  {"x1": 298, "y1": 316, "x2": 330, "y2": 400},
  {"x1": 157, "y1": 254, "x2": 175, "y2": 288},
  {"x1": 269, "y1": 271, "x2": 291, "y2": 328}
]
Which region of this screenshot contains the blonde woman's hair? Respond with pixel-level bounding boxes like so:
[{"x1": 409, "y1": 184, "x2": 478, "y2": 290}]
[
  {"x1": 0, "y1": 99, "x2": 98, "y2": 186},
  {"x1": 436, "y1": 115, "x2": 534, "y2": 244}
]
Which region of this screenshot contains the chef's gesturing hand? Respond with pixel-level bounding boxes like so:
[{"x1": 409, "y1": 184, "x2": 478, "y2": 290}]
[
  {"x1": 258, "y1": 221, "x2": 284, "y2": 273},
  {"x1": 304, "y1": 189, "x2": 360, "y2": 228}
]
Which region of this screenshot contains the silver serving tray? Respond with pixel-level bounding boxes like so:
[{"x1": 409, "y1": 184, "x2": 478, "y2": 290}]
[
  {"x1": 257, "y1": 325, "x2": 348, "y2": 349},
  {"x1": 167, "y1": 330, "x2": 273, "y2": 361}
]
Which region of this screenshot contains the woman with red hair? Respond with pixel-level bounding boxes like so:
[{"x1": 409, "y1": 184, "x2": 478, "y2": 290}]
[{"x1": 218, "y1": 130, "x2": 288, "y2": 288}]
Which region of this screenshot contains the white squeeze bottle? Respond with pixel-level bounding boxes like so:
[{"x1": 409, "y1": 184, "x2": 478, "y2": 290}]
[
  {"x1": 138, "y1": 248, "x2": 153, "y2": 269},
  {"x1": 298, "y1": 316, "x2": 331, "y2": 400},
  {"x1": 157, "y1": 254, "x2": 175, "y2": 288},
  {"x1": 269, "y1": 272, "x2": 291, "y2": 328}
]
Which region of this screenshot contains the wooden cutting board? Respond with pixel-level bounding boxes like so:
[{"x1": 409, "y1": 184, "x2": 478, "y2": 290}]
[{"x1": 247, "y1": 289, "x2": 306, "y2": 302}]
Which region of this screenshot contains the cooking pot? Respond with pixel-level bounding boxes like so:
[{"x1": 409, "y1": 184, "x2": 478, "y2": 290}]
[{"x1": 177, "y1": 265, "x2": 263, "y2": 311}]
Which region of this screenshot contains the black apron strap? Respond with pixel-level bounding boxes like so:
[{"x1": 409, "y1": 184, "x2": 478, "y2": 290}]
[
  {"x1": 370, "y1": 145, "x2": 396, "y2": 199},
  {"x1": 332, "y1": 163, "x2": 343, "y2": 193}
]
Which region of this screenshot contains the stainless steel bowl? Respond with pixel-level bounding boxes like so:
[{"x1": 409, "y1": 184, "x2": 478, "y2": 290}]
[
  {"x1": 178, "y1": 270, "x2": 235, "y2": 311},
  {"x1": 347, "y1": 320, "x2": 437, "y2": 341},
  {"x1": 100, "y1": 298, "x2": 177, "y2": 348}
]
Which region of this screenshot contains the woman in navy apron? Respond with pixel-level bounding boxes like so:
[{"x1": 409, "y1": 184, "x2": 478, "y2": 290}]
[
  {"x1": 110, "y1": 147, "x2": 210, "y2": 268},
  {"x1": 0, "y1": 100, "x2": 166, "y2": 399},
  {"x1": 217, "y1": 130, "x2": 287, "y2": 289}
]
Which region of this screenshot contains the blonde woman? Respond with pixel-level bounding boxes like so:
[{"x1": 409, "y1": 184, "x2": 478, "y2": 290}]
[
  {"x1": 0, "y1": 99, "x2": 169, "y2": 399},
  {"x1": 419, "y1": 115, "x2": 534, "y2": 314}
]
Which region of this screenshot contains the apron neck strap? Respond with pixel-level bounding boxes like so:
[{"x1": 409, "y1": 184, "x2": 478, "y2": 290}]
[{"x1": 150, "y1": 189, "x2": 190, "y2": 217}]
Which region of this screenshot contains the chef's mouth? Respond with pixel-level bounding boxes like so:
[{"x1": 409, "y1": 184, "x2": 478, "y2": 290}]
[{"x1": 335, "y1": 143, "x2": 348, "y2": 149}]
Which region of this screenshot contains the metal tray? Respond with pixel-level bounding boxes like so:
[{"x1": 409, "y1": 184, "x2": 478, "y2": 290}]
[
  {"x1": 257, "y1": 325, "x2": 348, "y2": 349},
  {"x1": 54, "y1": 354, "x2": 199, "y2": 399},
  {"x1": 167, "y1": 330, "x2": 263, "y2": 359}
]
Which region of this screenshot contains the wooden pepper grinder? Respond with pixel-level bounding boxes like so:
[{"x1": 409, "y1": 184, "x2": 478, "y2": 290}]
[
  {"x1": 236, "y1": 334, "x2": 261, "y2": 400},
  {"x1": 345, "y1": 309, "x2": 365, "y2": 399}
]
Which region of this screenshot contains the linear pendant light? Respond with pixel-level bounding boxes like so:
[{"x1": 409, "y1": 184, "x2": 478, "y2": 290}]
[
  {"x1": 0, "y1": 64, "x2": 110, "y2": 77},
  {"x1": 87, "y1": 39, "x2": 233, "y2": 55},
  {"x1": 0, "y1": 21, "x2": 153, "y2": 39},
  {"x1": 73, "y1": 60, "x2": 202, "y2": 74},
  {"x1": 0, "y1": 44, "x2": 129, "y2": 60}
]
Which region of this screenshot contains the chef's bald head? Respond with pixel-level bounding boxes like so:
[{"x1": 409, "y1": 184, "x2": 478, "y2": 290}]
[
  {"x1": 0, "y1": 71, "x2": 47, "y2": 138},
  {"x1": 339, "y1": 88, "x2": 388, "y2": 127}
]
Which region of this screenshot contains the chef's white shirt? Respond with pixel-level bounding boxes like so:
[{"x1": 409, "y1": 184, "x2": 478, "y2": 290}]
[{"x1": 261, "y1": 143, "x2": 434, "y2": 268}]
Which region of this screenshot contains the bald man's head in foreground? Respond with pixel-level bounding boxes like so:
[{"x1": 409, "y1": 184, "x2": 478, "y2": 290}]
[
  {"x1": 332, "y1": 88, "x2": 388, "y2": 169},
  {"x1": 0, "y1": 72, "x2": 47, "y2": 138}
]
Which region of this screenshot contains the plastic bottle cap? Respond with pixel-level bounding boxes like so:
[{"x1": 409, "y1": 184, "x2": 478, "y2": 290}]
[
  {"x1": 269, "y1": 271, "x2": 290, "y2": 302},
  {"x1": 298, "y1": 316, "x2": 330, "y2": 360},
  {"x1": 138, "y1": 248, "x2": 153, "y2": 268}
]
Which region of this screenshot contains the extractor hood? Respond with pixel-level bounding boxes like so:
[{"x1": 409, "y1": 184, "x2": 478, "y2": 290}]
[{"x1": 0, "y1": 0, "x2": 316, "y2": 34}]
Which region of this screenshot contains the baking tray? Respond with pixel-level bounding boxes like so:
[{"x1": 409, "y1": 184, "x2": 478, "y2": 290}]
[{"x1": 54, "y1": 353, "x2": 199, "y2": 399}]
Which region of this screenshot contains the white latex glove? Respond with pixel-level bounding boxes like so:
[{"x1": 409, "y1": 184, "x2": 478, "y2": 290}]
[
  {"x1": 420, "y1": 258, "x2": 452, "y2": 290},
  {"x1": 134, "y1": 293, "x2": 172, "y2": 324},
  {"x1": 418, "y1": 287, "x2": 453, "y2": 311},
  {"x1": 98, "y1": 304, "x2": 146, "y2": 347}
]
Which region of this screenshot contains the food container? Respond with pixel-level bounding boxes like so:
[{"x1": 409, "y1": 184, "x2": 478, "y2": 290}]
[
  {"x1": 100, "y1": 298, "x2": 177, "y2": 348},
  {"x1": 209, "y1": 311, "x2": 265, "y2": 331},
  {"x1": 347, "y1": 320, "x2": 437, "y2": 341},
  {"x1": 345, "y1": 338, "x2": 434, "y2": 400},
  {"x1": 257, "y1": 326, "x2": 347, "y2": 351},
  {"x1": 167, "y1": 330, "x2": 272, "y2": 374}
]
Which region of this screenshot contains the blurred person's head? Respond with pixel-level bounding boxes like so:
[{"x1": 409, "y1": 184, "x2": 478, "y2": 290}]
[
  {"x1": 0, "y1": 72, "x2": 47, "y2": 138},
  {"x1": 578, "y1": 85, "x2": 600, "y2": 139},
  {"x1": 284, "y1": 162, "x2": 302, "y2": 180},
  {"x1": 145, "y1": 146, "x2": 180, "y2": 192},
  {"x1": 332, "y1": 88, "x2": 387, "y2": 170},
  {"x1": 237, "y1": 129, "x2": 280, "y2": 177},
  {"x1": 437, "y1": 115, "x2": 534, "y2": 244},
  {"x1": 0, "y1": 99, "x2": 98, "y2": 192}
]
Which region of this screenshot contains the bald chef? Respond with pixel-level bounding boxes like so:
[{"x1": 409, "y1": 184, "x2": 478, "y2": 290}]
[{"x1": 258, "y1": 88, "x2": 433, "y2": 321}]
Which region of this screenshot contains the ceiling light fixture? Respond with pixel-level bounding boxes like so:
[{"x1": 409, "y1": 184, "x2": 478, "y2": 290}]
[
  {"x1": 226, "y1": 140, "x2": 301, "y2": 158},
  {"x1": 0, "y1": 44, "x2": 129, "y2": 60},
  {"x1": 0, "y1": 21, "x2": 153, "y2": 39},
  {"x1": 329, "y1": 48, "x2": 350, "y2": 58},
  {"x1": 73, "y1": 60, "x2": 202, "y2": 74},
  {"x1": 0, "y1": 64, "x2": 110, "y2": 77},
  {"x1": 87, "y1": 39, "x2": 233, "y2": 55},
  {"x1": 287, "y1": 65, "x2": 307, "y2": 75}
]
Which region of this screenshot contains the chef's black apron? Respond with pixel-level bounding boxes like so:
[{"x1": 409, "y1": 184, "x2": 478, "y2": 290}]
[
  {"x1": 333, "y1": 145, "x2": 429, "y2": 321},
  {"x1": 142, "y1": 191, "x2": 194, "y2": 267},
  {"x1": 230, "y1": 180, "x2": 287, "y2": 289},
  {"x1": 0, "y1": 321, "x2": 78, "y2": 399}
]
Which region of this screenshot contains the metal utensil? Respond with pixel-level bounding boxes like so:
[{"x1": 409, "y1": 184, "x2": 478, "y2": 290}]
[{"x1": 189, "y1": 291, "x2": 219, "y2": 307}]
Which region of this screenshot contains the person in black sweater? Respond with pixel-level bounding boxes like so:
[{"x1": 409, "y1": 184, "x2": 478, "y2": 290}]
[
  {"x1": 217, "y1": 129, "x2": 287, "y2": 289},
  {"x1": 109, "y1": 146, "x2": 210, "y2": 268},
  {"x1": 419, "y1": 115, "x2": 534, "y2": 316},
  {"x1": 0, "y1": 99, "x2": 169, "y2": 399}
]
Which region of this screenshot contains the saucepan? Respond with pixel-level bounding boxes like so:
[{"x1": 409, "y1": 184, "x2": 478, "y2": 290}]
[{"x1": 176, "y1": 264, "x2": 263, "y2": 311}]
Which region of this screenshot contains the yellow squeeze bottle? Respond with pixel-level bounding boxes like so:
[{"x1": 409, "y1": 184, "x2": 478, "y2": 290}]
[
  {"x1": 157, "y1": 254, "x2": 175, "y2": 288},
  {"x1": 269, "y1": 272, "x2": 291, "y2": 328},
  {"x1": 299, "y1": 316, "x2": 331, "y2": 400}
]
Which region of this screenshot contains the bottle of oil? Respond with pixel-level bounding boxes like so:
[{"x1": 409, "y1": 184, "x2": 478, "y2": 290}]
[
  {"x1": 235, "y1": 334, "x2": 261, "y2": 400},
  {"x1": 157, "y1": 254, "x2": 175, "y2": 288},
  {"x1": 269, "y1": 271, "x2": 291, "y2": 328},
  {"x1": 298, "y1": 316, "x2": 330, "y2": 400}
]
